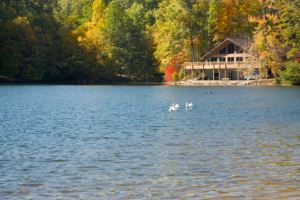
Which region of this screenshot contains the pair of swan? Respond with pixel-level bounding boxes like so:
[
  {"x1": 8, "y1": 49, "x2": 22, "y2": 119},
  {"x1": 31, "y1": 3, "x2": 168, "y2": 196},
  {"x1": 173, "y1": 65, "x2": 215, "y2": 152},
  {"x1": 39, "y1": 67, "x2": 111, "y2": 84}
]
[{"x1": 169, "y1": 102, "x2": 193, "y2": 112}]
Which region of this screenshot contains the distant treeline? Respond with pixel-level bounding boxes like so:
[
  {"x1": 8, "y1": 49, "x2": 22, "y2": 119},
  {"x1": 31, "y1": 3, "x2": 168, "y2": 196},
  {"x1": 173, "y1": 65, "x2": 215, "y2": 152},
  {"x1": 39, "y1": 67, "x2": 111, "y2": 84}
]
[{"x1": 0, "y1": 0, "x2": 300, "y2": 84}]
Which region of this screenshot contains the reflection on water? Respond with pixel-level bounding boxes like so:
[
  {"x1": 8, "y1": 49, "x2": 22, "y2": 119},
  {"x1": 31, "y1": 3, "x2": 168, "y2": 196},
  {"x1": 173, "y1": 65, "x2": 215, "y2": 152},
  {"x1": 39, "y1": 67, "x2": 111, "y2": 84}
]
[{"x1": 0, "y1": 85, "x2": 300, "y2": 199}]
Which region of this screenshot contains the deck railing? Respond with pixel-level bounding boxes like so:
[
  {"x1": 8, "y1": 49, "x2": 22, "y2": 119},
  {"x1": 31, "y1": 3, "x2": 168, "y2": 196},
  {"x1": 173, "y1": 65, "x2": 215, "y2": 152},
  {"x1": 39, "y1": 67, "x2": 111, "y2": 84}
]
[{"x1": 184, "y1": 61, "x2": 260, "y2": 70}]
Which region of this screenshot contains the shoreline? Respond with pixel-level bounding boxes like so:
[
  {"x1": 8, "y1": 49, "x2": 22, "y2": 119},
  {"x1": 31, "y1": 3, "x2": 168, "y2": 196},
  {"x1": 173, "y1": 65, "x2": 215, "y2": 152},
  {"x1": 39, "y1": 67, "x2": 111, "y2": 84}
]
[
  {"x1": 0, "y1": 81, "x2": 164, "y2": 86},
  {"x1": 171, "y1": 79, "x2": 277, "y2": 87},
  {"x1": 1, "y1": 79, "x2": 296, "y2": 87}
]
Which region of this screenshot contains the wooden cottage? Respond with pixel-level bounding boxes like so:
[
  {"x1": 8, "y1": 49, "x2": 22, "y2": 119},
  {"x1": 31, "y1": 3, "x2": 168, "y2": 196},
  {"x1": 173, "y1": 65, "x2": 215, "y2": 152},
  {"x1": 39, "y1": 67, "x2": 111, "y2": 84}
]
[{"x1": 184, "y1": 38, "x2": 261, "y2": 80}]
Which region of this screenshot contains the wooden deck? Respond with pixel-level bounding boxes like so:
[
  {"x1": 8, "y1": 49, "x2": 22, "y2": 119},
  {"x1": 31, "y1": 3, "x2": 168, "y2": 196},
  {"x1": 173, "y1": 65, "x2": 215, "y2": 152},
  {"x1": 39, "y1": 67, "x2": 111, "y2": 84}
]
[
  {"x1": 183, "y1": 61, "x2": 262, "y2": 80},
  {"x1": 172, "y1": 79, "x2": 276, "y2": 86},
  {"x1": 184, "y1": 61, "x2": 260, "y2": 70}
]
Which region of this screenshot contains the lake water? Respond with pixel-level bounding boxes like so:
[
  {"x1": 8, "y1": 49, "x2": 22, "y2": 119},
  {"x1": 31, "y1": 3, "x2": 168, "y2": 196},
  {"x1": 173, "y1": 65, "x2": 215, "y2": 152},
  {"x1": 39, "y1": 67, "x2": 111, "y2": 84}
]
[{"x1": 0, "y1": 85, "x2": 300, "y2": 199}]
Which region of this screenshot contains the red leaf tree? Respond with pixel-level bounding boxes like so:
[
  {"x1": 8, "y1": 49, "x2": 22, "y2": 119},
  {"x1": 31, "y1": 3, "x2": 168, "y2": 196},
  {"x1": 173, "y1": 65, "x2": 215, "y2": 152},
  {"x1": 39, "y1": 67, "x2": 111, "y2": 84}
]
[{"x1": 164, "y1": 60, "x2": 178, "y2": 82}]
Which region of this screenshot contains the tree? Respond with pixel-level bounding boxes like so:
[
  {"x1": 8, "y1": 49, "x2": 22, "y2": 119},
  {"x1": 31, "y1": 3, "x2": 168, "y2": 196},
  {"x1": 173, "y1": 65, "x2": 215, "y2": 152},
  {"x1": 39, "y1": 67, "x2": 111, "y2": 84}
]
[
  {"x1": 209, "y1": 0, "x2": 259, "y2": 42},
  {"x1": 103, "y1": 0, "x2": 157, "y2": 81},
  {"x1": 251, "y1": 0, "x2": 283, "y2": 78},
  {"x1": 56, "y1": 0, "x2": 94, "y2": 29},
  {"x1": 278, "y1": 0, "x2": 300, "y2": 59},
  {"x1": 164, "y1": 62, "x2": 177, "y2": 82},
  {"x1": 279, "y1": 61, "x2": 300, "y2": 85},
  {"x1": 207, "y1": 0, "x2": 219, "y2": 42},
  {"x1": 153, "y1": 0, "x2": 190, "y2": 71}
]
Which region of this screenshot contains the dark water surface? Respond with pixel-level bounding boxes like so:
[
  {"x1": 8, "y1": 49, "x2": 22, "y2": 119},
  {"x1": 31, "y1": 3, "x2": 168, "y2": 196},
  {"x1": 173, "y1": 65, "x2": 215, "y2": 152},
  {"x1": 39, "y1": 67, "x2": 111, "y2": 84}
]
[{"x1": 0, "y1": 85, "x2": 300, "y2": 199}]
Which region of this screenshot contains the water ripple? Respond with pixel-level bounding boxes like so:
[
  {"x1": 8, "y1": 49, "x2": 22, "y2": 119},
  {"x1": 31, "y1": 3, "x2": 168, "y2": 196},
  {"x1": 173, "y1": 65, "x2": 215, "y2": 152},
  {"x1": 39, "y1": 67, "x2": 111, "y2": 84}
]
[{"x1": 0, "y1": 85, "x2": 300, "y2": 199}]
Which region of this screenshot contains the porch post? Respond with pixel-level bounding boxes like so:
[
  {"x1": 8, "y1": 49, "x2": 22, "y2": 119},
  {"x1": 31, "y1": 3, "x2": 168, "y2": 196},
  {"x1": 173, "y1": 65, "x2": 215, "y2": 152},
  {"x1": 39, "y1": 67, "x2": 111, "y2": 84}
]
[
  {"x1": 202, "y1": 63, "x2": 205, "y2": 80},
  {"x1": 213, "y1": 63, "x2": 215, "y2": 81},
  {"x1": 237, "y1": 62, "x2": 240, "y2": 80},
  {"x1": 225, "y1": 62, "x2": 227, "y2": 79},
  {"x1": 219, "y1": 63, "x2": 221, "y2": 80},
  {"x1": 191, "y1": 64, "x2": 194, "y2": 79}
]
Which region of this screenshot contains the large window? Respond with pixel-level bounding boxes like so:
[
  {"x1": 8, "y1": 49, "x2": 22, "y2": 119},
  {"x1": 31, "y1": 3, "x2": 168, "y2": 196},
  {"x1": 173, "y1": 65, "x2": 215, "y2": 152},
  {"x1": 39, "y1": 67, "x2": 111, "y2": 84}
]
[
  {"x1": 210, "y1": 57, "x2": 218, "y2": 62},
  {"x1": 227, "y1": 57, "x2": 234, "y2": 62},
  {"x1": 219, "y1": 57, "x2": 226, "y2": 62},
  {"x1": 236, "y1": 57, "x2": 243, "y2": 62},
  {"x1": 219, "y1": 48, "x2": 226, "y2": 54},
  {"x1": 228, "y1": 44, "x2": 234, "y2": 54}
]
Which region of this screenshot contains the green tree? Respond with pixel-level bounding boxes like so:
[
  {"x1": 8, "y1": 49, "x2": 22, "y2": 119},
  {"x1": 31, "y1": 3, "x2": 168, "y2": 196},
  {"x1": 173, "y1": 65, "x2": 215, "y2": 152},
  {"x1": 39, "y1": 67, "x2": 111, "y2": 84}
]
[
  {"x1": 279, "y1": 62, "x2": 300, "y2": 85},
  {"x1": 278, "y1": 0, "x2": 300, "y2": 58},
  {"x1": 207, "y1": 0, "x2": 220, "y2": 42},
  {"x1": 103, "y1": 0, "x2": 157, "y2": 81},
  {"x1": 153, "y1": 0, "x2": 190, "y2": 71}
]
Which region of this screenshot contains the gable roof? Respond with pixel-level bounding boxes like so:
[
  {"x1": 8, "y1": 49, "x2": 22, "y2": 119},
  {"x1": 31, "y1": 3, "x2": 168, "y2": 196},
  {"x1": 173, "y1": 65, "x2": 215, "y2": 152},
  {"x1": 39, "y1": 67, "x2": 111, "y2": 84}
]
[{"x1": 203, "y1": 37, "x2": 252, "y2": 59}]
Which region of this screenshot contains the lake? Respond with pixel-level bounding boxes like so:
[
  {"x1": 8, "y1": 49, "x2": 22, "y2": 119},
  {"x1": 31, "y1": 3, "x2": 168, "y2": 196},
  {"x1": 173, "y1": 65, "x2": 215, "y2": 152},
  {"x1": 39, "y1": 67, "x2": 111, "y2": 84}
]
[{"x1": 0, "y1": 85, "x2": 300, "y2": 199}]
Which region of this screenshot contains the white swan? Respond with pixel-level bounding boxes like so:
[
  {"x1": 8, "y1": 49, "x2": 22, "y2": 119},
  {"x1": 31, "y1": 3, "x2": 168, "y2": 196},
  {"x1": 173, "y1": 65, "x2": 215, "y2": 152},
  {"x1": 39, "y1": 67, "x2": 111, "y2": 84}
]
[
  {"x1": 174, "y1": 104, "x2": 179, "y2": 109},
  {"x1": 169, "y1": 103, "x2": 178, "y2": 112},
  {"x1": 185, "y1": 102, "x2": 193, "y2": 109}
]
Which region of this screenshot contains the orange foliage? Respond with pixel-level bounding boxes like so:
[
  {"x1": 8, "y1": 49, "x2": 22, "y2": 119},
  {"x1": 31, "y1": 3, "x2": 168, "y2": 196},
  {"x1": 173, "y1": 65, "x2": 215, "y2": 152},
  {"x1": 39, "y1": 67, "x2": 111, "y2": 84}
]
[{"x1": 164, "y1": 60, "x2": 178, "y2": 82}]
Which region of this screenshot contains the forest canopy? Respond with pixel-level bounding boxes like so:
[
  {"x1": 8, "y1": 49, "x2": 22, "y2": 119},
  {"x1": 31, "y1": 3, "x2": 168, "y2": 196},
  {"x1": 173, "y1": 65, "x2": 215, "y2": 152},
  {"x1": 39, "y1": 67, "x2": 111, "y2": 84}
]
[{"x1": 0, "y1": 0, "x2": 300, "y2": 84}]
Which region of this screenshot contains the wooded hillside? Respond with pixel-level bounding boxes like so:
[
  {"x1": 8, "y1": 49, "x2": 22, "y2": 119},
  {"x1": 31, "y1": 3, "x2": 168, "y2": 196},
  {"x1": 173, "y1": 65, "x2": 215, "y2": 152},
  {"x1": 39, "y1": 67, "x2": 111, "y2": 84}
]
[{"x1": 1, "y1": 0, "x2": 299, "y2": 84}]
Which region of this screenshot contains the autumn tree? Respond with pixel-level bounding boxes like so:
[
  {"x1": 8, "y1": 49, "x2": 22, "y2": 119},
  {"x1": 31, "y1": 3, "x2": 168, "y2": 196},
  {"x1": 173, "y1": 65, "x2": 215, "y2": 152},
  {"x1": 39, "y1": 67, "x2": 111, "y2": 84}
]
[
  {"x1": 251, "y1": 0, "x2": 283, "y2": 78},
  {"x1": 153, "y1": 0, "x2": 190, "y2": 71}
]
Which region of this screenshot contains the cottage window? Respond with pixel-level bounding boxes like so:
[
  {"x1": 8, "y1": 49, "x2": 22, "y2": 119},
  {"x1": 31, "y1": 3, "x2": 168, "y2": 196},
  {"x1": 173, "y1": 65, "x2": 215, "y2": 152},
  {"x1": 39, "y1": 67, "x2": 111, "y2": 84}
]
[
  {"x1": 228, "y1": 44, "x2": 234, "y2": 54},
  {"x1": 219, "y1": 48, "x2": 226, "y2": 54},
  {"x1": 219, "y1": 57, "x2": 225, "y2": 62},
  {"x1": 236, "y1": 57, "x2": 243, "y2": 62},
  {"x1": 227, "y1": 57, "x2": 234, "y2": 62},
  {"x1": 211, "y1": 57, "x2": 218, "y2": 62}
]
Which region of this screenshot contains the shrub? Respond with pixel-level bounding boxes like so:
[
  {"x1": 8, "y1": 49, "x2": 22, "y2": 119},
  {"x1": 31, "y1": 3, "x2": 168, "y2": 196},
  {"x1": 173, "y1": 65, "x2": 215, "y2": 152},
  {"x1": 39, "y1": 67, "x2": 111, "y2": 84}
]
[
  {"x1": 172, "y1": 72, "x2": 179, "y2": 81},
  {"x1": 279, "y1": 61, "x2": 300, "y2": 85},
  {"x1": 178, "y1": 68, "x2": 184, "y2": 80},
  {"x1": 164, "y1": 65, "x2": 176, "y2": 82}
]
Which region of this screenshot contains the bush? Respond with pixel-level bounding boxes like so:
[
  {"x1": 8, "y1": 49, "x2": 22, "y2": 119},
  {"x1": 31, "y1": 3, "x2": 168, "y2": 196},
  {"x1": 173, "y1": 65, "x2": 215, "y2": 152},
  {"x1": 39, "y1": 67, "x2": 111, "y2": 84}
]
[
  {"x1": 164, "y1": 65, "x2": 176, "y2": 82},
  {"x1": 172, "y1": 72, "x2": 179, "y2": 81},
  {"x1": 279, "y1": 61, "x2": 300, "y2": 85},
  {"x1": 178, "y1": 68, "x2": 184, "y2": 80}
]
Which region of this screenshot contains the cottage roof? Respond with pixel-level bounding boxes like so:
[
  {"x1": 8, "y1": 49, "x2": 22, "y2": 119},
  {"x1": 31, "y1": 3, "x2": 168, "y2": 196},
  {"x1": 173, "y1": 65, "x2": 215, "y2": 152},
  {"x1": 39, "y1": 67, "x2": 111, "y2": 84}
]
[{"x1": 203, "y1": 37, "x2": 252, "y2": 59}]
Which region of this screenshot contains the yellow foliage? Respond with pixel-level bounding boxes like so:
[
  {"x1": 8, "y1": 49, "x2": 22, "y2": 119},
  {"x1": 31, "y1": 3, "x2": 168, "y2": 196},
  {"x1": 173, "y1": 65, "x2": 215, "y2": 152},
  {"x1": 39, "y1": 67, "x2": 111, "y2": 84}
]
[
  {"x1": 11, "y1": 16, "x2": 36, "y2": 41},
  {"x1": 13, "y1": 16, "x2": 30, "y2": 25},
  {"x1": 212, "y1": 0, "x2": 259, "y2": 41},
  {"x1": 76, "y1": 0, "x2": 107, "y2": 52},
  {"x1": 252, "y1": 18, "x2": 282, "y2": 76}
]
